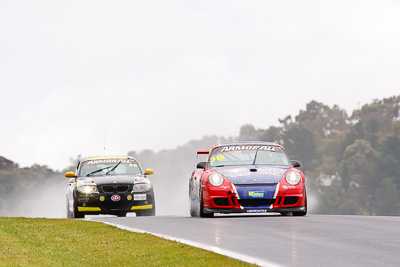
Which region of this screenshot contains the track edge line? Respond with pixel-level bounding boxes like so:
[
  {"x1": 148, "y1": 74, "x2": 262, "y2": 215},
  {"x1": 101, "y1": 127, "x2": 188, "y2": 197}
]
[{"x1": 98, "y1": 221, "x2": 283, "y2": 267}]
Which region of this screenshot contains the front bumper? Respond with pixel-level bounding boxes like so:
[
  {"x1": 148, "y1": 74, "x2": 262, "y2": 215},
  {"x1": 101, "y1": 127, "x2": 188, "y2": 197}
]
[
  {"x1": 203, "y1": 183, "x2": 306, "y2": 214},
  {"x1": 204, "y1": 206, "x2": 306, "y2": 214},
  {"x1": 76, "y1": 189, "x2": 154, "y2": 215}
]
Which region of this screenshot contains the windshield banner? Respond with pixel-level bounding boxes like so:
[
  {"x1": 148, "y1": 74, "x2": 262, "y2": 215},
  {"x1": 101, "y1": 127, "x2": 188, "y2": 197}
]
[
  {"x1": 84, "y1": 159, "x2": 134, "y2": 166},
  {"x1": 218, "y1": 145, "x2": 278, "y2": 153}
]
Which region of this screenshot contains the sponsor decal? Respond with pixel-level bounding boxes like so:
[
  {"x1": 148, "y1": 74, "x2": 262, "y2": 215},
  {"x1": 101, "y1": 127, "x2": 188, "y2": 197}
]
[
  {"x1": 258, "y1": 167, "x2": 284, "y2": 177},
  {"x1": 218, "y1": 145, "x2": 278, "y2": 153},
  {"x1": 111, "y1": 195, "x2": 121, "y2": 202},
  {"x1": 249, "y1": 191, "x2": 264, "y2": 198},
  {"x1": 246, "y1": 209, "x2": 269, "y2": 213},
  {"x1": 282, "y1": 185, "x2": 288, "y2": 189},
  {"x1": 85, "y1": 159, "x2": 135, "y2": 166},
  {"x1": 134, "y1": 194, "x2": 146, "y2": 201},
  {"x1": 223, "y1": 168, "x2": 251, "y2": 178},
  {"x1": 78, "y1": 196, "x2": 89, "y2": 202}
]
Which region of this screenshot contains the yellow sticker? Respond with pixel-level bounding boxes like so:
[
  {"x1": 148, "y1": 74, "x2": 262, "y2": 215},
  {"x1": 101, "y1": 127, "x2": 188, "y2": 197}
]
[
  {"x1": 130, "y1": 164, "x2": 133, "y2": 167},
  {"x1": 210, "y1": 155, "x2": 224, "y2": 163}
]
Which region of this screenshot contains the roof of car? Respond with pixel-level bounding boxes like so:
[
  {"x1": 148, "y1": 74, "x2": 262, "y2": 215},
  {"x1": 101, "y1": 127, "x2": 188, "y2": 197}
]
[
  {"x1": 81, "y1": 156, "x2": 135, "y2": 162},
  {"x1": 217, "y1": 141, "x2": 281, "y2": 147}
]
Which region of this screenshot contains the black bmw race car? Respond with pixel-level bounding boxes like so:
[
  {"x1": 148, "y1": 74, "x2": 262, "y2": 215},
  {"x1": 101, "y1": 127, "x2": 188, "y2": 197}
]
[{"x1": 65, "y1": 156, "x2": 155, "y2": 218}]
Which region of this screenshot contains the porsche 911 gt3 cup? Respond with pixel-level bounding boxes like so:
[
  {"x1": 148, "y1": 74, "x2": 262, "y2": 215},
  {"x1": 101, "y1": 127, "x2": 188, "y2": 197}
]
[
  {"x1": 189, "y1": 142, "x2": 307, "y2": 217},
  {"x1": 65, "y1": 156, "x2": 155, "y2": 218}
]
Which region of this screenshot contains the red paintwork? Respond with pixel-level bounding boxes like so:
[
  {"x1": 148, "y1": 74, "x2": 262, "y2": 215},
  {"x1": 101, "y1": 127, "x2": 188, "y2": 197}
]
[
  {"x1": 193, "y1": 142, "x2": 307, "y2": 214},
  {"x1": 198, "y1": 168, "x2": 306, "y2": 211}
]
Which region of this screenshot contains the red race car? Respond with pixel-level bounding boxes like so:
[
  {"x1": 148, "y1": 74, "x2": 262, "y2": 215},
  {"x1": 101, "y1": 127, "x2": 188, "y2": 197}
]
[{"x1": 189, "y1": 142, "x2": 307, "y2": 217}]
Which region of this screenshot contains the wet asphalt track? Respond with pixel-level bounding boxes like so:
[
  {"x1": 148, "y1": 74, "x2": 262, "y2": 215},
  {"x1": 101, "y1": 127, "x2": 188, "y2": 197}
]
[{"x1": 92, "y1": 214, "x2": 400, "y2": 266}]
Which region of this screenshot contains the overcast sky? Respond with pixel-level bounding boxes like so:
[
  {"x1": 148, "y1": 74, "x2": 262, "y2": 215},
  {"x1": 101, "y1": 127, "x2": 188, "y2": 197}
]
[{"x1": 1, "y1": 0, "x2": 399, "y2": 170}]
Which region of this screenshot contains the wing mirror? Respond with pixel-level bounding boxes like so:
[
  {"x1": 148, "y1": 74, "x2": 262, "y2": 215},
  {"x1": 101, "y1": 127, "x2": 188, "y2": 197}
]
[
  {"x1": 291, "y1": 160, "x2": 301, "y2": 168},
  {"x1": 144, "y1": 169, "x2": 154, "y2": 175},
  {"x1": 197, "y1": 162, "x2": 207, "y2": 169},
  {"x1": 65, "y1": 171, "x2": 77, "y2": 178}
]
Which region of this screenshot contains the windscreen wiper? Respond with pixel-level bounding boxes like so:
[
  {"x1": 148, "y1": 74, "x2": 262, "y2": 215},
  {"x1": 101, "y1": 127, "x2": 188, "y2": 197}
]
[
  {"x1": 252, "y1": 148, "x2": 260, "y2": 165},
  {"x1": 106, "y1": 161, "x2": 122, "y2": 175},
  {"x1": 87, "y1": 166, "x2": 113, "y2": 176}
]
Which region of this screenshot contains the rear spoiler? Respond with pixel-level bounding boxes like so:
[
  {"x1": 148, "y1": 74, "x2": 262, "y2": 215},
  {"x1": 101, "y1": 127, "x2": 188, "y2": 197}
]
[{"x1": 197, "y1": 150, "x2": 209, "y2": 158}]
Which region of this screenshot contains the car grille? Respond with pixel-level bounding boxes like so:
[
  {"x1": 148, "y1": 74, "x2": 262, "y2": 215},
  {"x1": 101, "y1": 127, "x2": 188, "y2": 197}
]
[
  {"x1": 100, "y1": 185, "x2": 130, "y2": 193},
  {"x1": 238, "y1": 199, "x2": 275, "y2": 207},
  {"x1": 214, "y1": 198, "x2": 230, "y2": 206},
  {"x1": 100, "y1": 200, "x2": 132, "y2": 211},
  {"x1": 283, "y1": 197, "x2": 298, "y2": 205}
]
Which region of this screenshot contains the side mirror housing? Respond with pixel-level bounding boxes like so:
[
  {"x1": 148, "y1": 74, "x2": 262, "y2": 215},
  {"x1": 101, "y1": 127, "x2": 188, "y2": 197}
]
[
  {"x1": 197, "y1": 162, "x2": 207, "y2": 169},
  {"x1": 291, "y1": 160, "x2": 301, "y2": 168},
  {"x1": 65, "y1": 171, "x2": 77, "y2": 178},
  {"x1": 144, "y1": 169, "x2": 154, "y2": 175}
]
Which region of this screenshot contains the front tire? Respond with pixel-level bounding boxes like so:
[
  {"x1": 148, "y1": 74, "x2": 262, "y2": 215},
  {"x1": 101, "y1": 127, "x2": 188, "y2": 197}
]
[
  {"x1": 293, "y1": 195, "x2": 307, "y2": 216},
  {"x1": 72, "y1": 198, "x2": 84, "y2": 219},
  {"x1": 136, "y1": 205, "x2": 156, "y2": 216},
  {"x1": 199, "y1": 188, "x2": 214, "y2": 218}
]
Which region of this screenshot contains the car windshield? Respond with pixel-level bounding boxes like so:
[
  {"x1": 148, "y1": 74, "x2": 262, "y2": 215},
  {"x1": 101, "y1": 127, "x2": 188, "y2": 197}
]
[
  {"x1": 208, "y1": 145, "x2": 290, "y2": 168},
  {"x1": 79, "y1": 159, "x2": 142, "y2": 176}
]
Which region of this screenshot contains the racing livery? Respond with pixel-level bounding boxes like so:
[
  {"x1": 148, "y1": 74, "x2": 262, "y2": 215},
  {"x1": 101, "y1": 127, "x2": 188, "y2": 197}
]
[
  {"x1": 65, "y1": 156, "x2": 155, "y2": 218},
  {"x1": 189, "y1": 142, "x2": 307, "y2": 217}
]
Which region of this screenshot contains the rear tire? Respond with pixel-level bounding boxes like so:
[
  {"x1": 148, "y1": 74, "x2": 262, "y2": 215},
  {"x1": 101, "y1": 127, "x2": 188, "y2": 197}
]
[
  {"x1": 66, "y1": 201, "x2": 73, "y2": 218},
  {"x1": 190, "y1": 184, "x2": 199, "y2": 217}
]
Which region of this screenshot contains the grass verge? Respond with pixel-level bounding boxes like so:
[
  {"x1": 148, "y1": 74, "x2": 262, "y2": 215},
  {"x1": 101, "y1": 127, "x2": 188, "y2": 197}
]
[{"x1": 0, "y1": 217, "x2": 253, "y2": 266}]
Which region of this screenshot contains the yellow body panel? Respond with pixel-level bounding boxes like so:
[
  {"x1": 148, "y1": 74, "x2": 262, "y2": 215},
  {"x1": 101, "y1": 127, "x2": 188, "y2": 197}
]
[
  {"x1": 131, "y1": 204, "x2": 153, "y2": 210},
  {"x1": 78, "y1": 207, "x2": 101, "y2": 212}
]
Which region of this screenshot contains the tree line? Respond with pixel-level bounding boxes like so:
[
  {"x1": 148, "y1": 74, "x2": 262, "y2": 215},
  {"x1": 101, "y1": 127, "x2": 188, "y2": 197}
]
[{"x1": 0, "y1": 95, "x2": 399, "y2": 216}]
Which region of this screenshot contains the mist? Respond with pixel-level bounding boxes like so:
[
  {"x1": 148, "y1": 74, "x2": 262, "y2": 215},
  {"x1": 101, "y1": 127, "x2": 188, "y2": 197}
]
[
  {"x1": 2, "y1": 1, "x2": 400, "y2": 171},
  {"x1": 2, "y1": 94, "x2": 399, "y2": 218},
  {"x1": 0, "y1": 132, "x2": 346, "y2": 218}
]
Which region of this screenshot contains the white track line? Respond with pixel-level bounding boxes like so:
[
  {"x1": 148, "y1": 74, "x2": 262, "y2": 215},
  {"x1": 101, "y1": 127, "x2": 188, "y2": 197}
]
[{"x1": 99, "y1": 221, "x2": 283, "y2": 267}]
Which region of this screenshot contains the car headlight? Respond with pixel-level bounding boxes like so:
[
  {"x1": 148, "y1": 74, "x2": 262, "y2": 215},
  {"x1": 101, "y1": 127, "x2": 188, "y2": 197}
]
[
  {"x1": 208, "y1": 173, "x2": 224, "y2": 187},
  {"x1": 285, "y1": 171, "x2": 301, "y2": 185},
  {"x1": 132, "y1": 183, "x2": 152, "y2": 192},
  {"x1": 77, "y1": 185, "x2": 99, "y2": 194}
]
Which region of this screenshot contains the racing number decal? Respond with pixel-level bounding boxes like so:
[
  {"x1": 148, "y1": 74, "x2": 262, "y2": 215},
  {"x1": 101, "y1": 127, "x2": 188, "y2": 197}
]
[{"x1": 209, "y1": 155, "x2": 224, "y2": 163}]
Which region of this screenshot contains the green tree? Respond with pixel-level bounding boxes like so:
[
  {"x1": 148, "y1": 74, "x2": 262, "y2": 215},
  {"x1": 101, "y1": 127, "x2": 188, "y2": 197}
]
[
  {"x1": 374, "y1": 178, "x2": 400, "y2": 215},
  {"x1": 294, "y1": 101, "x2": 348, "y2": 138},
  {"x1": 342, "y1": 139, "x2": 379, "y2": 196},
  {"x1": 375, "y1": 136, "x2": 400, "y2": 188},
  {"x1": 281, "y1": 127, "x2": 317, "y2": 171}
]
